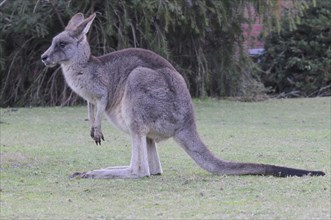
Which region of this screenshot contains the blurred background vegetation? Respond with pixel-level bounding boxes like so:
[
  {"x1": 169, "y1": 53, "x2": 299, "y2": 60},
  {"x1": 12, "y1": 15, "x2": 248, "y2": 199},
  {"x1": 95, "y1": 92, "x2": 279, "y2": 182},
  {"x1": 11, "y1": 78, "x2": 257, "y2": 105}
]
[
  {"x1": 0, "y1": 0, "x2": 329, "y2": 107},
  {"x1": 260, "y1": 0, "x2": 331, "y2": 98}
]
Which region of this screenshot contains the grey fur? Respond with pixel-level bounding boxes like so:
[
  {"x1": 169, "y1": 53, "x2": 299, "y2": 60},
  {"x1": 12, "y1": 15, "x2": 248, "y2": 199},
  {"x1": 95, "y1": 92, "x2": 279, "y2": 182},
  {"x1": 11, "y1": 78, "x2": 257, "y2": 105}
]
[{"x1": 41, "y1": 13, "x2": 325, "y2": 178}]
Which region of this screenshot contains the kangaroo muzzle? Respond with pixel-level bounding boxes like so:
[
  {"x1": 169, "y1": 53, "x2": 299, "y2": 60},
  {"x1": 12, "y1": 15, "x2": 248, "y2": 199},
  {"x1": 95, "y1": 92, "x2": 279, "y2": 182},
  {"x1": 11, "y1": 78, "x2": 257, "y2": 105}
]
[{"x1": 41, "y1": 52, "x2": 56, "y2": 67}]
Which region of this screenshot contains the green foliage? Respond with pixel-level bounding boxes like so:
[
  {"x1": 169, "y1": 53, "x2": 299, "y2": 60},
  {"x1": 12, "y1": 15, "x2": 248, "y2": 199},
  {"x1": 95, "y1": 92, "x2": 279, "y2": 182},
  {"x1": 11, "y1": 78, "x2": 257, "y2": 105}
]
[
  {"x1": 0, "y1": 0, "x2": 277, "y2": 106},
  {"x1": 259, "y1": 0, "x2": 331, "y2": 97}
]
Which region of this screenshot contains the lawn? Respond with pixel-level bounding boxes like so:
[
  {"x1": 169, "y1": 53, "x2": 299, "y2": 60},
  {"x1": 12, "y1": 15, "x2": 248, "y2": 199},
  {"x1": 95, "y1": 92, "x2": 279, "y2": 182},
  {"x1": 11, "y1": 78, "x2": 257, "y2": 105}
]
[{"x1": 0, "y1": 98, "x2": 330, "y2": 219}]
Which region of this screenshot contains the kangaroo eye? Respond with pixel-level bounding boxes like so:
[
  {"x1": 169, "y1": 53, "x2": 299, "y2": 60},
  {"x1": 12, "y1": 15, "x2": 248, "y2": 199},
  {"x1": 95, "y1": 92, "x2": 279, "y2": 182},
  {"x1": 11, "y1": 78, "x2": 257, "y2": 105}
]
[{"x1": 58, "y1": 42, "x2": 66, "y2": 48}]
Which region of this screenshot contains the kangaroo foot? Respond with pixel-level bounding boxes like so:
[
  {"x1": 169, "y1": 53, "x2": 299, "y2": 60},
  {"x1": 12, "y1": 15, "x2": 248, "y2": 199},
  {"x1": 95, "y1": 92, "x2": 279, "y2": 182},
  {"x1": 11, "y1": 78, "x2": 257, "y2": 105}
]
[{"x1": 70, "y1": 167, "x2": 149, "y2": 179}]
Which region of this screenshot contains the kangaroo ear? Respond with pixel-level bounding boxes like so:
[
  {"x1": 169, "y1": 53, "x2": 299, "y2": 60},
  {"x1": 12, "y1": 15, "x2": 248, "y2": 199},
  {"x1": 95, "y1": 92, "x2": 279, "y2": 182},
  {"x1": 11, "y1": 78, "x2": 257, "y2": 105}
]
[
  {"x1": 70, "y1": 13, "x2": 96, "y2": 38},
  {"x1": 65, "y1": 13, "x2": 85, "y2": 31}
]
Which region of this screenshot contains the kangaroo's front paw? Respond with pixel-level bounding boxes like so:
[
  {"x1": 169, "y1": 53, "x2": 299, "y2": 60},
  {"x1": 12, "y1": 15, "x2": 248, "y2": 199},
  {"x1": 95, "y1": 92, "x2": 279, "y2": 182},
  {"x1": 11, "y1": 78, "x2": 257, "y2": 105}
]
[{"x1": 90, "y1": 127, "x2": 104, "y2": 145}]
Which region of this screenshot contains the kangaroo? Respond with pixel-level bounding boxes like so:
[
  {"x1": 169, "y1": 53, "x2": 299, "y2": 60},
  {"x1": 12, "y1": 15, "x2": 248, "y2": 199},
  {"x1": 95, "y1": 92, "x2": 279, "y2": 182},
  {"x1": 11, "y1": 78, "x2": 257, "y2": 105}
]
[{"x1": 41, "y1": 13, "x2": 325, "y2": 178}]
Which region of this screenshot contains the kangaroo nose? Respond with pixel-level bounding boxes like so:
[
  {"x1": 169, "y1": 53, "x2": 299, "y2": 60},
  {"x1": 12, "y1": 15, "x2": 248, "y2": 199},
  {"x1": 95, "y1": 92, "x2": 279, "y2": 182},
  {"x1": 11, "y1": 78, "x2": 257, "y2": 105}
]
[{"x1": 41, "y1": 55, "x2": 48, "y2": 62}]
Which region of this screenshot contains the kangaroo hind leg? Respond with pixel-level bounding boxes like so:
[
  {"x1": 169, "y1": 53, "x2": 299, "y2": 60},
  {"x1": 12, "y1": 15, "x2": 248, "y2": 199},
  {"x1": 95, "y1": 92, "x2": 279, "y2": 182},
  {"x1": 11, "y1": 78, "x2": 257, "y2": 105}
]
[
  {"x1": 71, "y1": 133, "x2": 151, "y2": 179},
  {"x1": 147, "y1": 138, "x2": 163, "y2": 175}
]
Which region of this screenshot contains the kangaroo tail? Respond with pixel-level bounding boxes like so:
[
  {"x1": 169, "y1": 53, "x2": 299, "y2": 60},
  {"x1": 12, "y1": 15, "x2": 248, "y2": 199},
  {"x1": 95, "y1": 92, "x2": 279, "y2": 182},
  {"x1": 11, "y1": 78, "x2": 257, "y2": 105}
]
[{"x1": 174, "y1": 129, "x2": 325, "y2": 177}]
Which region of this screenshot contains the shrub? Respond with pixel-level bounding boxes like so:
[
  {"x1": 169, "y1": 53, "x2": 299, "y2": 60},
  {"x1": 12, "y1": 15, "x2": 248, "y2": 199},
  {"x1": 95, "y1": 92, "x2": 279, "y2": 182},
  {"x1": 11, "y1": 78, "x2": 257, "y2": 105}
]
[
  {"x1": 0, "y1": 0, "x2": 279, "y2": 106},
  {"x1": 259, "y1": 0, "x2": 331, "y2": 97}
]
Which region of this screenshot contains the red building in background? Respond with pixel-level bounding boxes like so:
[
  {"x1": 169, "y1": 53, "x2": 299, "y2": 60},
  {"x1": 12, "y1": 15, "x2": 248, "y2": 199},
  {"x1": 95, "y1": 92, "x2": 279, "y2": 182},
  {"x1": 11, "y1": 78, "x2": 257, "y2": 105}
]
[{"x1": 243, "y1": 0, "x2": 293, "y2": 56}]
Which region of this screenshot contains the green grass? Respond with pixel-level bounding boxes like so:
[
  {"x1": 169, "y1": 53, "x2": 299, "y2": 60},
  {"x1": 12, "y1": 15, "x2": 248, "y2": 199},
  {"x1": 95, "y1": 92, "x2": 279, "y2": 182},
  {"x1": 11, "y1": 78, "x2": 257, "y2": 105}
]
[{"x1": 1, "y1": 98, "x2": 330, "y2": 219}]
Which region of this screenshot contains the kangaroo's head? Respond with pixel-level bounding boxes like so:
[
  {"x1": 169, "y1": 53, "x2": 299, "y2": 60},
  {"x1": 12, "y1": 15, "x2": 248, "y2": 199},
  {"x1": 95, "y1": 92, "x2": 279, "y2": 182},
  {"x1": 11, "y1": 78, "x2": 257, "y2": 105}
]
[{"x1": 41, "y1": 13, "x2": 96, "y2": 67}]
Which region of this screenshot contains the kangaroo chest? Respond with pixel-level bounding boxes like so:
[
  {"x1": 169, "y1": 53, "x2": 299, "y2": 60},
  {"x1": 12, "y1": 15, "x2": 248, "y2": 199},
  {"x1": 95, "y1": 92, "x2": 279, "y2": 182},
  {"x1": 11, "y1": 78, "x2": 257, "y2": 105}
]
[
  {"x1": 62, "y1": 67, "x2": 104, "y2": 105},
  {"x1": 67, "y1": 74, "x2": 95, "y2": 102}
]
